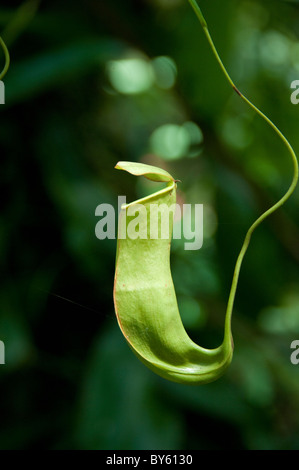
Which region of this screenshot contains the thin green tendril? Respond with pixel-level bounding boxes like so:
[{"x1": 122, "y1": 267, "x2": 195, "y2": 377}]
[
  {"x1": 0, "y1": 36, "x2": 10, "y2": 81},
  {"x1": 188, "y1": 0, "x2": 299, "y2": 344}
]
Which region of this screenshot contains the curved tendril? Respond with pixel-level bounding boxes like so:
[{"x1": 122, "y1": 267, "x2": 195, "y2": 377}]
[
  {"x1": 0, "y1": 36, "x2": 10, "y2": 81},
  {"x1": 187, "y1": 0, "x2": 299, "y2": 343}
]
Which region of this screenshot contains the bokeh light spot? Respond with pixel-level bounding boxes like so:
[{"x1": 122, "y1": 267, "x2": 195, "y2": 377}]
[
  {"x1": 152, "y1": 56, "x2": 177, "y2": 89},
  {"x1": 150, "y1": 123, "x2": 190, "y2": 160},
  {"x1": 259, "y1": 30, "x2": 290, "y2": 68},
  {"x1": 107, "y1": 57, "x2": 155, "y2": 95},
  {"x1": 150, "y1": 121, "x2": 203, "y2": 161}
]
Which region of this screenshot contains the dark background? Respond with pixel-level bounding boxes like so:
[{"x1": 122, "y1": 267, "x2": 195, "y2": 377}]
[{"x1": 1, "y1": 0, "x2": 299, "y2": 450}]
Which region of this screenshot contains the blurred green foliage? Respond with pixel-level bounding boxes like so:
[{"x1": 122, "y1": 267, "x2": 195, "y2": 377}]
[{"x1": 1, "y1": 0, "x2": 299, "y2": 450}]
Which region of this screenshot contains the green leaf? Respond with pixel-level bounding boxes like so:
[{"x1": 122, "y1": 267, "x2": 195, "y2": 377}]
[{"x1": 115, "y1": 161, "x2": 175, "y2": 183}]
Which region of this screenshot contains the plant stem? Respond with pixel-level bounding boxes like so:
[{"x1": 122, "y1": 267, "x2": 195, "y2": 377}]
[
  {"x1": 0, "y1": 36, "x2": 10, "y2": 80},
  {"x1": 187, "y1": 0, "x2": 299, "y2": 343}
]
